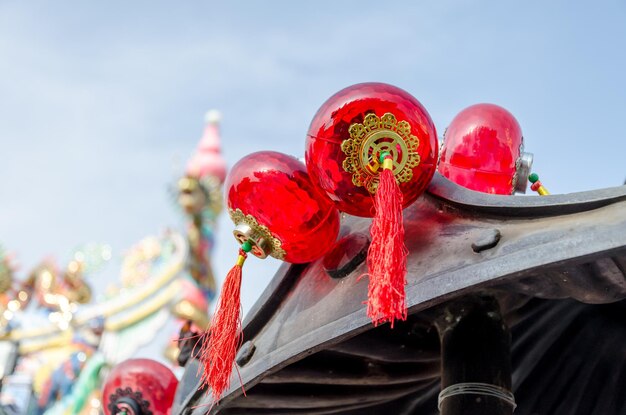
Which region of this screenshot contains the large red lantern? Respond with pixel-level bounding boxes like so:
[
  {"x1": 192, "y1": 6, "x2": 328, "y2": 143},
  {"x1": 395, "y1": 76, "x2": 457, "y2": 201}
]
[
  {"x1": 438, "y1": 103, "x2": 533, "y2": 194},
  {"x1": 306, "y1": 83, "x2": 438, "y2": 216},
  {"x1": 102, "y1": 358, "x2": 178, "y2": 415},
  {"x1": 306, "y1": 82, "x2": 438, "y2": 327},
  {"x1": 200, "y1": 151, "x2": 340, "y2": 402}
]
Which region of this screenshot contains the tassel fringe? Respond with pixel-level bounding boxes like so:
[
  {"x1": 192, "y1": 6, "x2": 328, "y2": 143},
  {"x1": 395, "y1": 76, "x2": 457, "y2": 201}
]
[
  {"x1": 367, "y1": 157, "x2": 408, "y2": 327},
  {"x1": 198, "y1": 250, "x2": 247, "y2": 402}
]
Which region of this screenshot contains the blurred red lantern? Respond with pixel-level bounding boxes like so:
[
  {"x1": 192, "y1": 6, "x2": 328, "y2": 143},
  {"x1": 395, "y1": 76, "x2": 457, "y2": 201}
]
[
  {"x1": 200, "y1": 151, "x2": 340, "y2": 402},
  {"x1": 306, "y1": 82, "x2": 438, "y2": 328},
  {"x1": 438, "y1": 103, "x2": 533, "y2": 194},
  {"x1": 102, "y1": 358, "x2": 178, "y2": 415}
]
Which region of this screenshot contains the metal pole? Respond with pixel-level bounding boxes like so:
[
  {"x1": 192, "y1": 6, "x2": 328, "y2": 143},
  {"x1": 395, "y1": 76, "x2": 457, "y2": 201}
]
[{"x1": 436, "y1": 295, "x2": 514, "y2": 415}]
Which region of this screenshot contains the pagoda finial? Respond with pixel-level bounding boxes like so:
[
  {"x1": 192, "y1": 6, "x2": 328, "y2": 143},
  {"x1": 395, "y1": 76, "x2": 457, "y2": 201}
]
[{"x1": 186, "y1": 110, "x2": 227, "y2": 182}]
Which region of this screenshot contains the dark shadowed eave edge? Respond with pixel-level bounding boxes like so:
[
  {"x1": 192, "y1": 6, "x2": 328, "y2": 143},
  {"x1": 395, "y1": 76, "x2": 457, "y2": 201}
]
[
  {"x1": 176, "y1": 176, "x2": 626, "y2": 415},
  {"x1": 427, "y1": 172, "x2": 626, "y2": 217}
]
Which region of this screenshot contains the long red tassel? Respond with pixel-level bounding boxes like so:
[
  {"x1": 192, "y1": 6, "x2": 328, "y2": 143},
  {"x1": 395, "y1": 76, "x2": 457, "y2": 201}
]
[
  {"x1": 367, "y1": 155, "x2": 408, "y2": 327},
  {"x1": 199, "y1": 250, "x2": 247, "y2": 402}
]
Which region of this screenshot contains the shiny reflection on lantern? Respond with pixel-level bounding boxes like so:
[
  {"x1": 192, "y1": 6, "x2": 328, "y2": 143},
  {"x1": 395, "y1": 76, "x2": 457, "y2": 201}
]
[{"x1": 438, "y1": 103, "x2": 533, "y2": 195}]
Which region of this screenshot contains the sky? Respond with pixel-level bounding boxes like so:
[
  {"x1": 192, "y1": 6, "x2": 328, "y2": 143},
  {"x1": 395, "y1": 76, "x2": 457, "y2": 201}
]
[{"x1": 1, "y1": 0, "x2": 625, "y2": 319}]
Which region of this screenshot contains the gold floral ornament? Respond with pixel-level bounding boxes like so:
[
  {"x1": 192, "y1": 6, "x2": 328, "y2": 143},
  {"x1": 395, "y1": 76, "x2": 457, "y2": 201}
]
[
  {"x1": 229, "y1": 208, "x2": 286, "y2": 260},
  {"x1": 341, "y1": 113, "x2": 421, "y2": 194}
]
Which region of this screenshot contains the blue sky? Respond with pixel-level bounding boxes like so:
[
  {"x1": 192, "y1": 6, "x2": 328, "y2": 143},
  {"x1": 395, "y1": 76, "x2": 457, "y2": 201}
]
[{"x1": 1, "y1": 1, "x2": 625, "y2": 316}]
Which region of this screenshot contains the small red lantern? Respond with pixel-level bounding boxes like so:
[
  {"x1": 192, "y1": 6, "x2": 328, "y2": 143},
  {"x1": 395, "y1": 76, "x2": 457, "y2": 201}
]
[
  {"x1": 200, "y1": 151, "x2": 340, "y2": 402},
  {"x1": 306, "y1": 82, "x2": 438, "y2": 327},
  {"x1": 102, "y1": 358, "x2": 178, "y2": 415},
  {"x1": 438, "y1": 103, "x2": 533, "y2": 194},
  {"x1": 226, "y1": 151, "x2": 341, "y2": 263}
]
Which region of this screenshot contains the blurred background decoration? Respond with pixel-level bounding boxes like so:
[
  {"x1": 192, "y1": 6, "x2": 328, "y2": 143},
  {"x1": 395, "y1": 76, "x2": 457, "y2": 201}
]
[{"x1": 0, "y1": 113, "x2": 225, "y2": 414}]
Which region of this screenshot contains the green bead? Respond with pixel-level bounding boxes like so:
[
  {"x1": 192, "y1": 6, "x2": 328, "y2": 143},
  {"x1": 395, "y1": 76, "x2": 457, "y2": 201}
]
[
  {"x1": 241, "y1": 241, "x2": 252, "y2": 252},
  {"x1": 528, "y1": 173, "x2": 539, "y2": 183},
  {"x1": 379, "y1": 151, "x2": 391, "y2": 163}
]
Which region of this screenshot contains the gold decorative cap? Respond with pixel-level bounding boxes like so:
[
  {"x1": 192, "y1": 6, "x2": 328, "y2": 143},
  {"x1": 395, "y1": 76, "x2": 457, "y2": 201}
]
[
  {"x1": 341, "y1": 113, "x2": 421, "y2": 193},
  {"x1": 229, "y1": 208, "x2": 286, "y2": 260}
]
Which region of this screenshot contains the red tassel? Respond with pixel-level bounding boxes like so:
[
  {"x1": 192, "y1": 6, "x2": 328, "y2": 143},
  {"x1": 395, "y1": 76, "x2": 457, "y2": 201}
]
[
  {"x1": 199, "y1": 250, "x2": 246, "y2": 401},
  {"x1": 367, "y1": 158, "x2": 408, "y2": 327}
]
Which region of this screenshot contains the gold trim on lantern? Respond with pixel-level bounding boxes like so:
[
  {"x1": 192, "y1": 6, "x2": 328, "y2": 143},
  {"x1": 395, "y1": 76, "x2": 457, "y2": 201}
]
[
  {"x1": 341, "y1": 113, "x2": 421, "y2": 194},
  {"x1": 229, "y1": 208, "x2": 286, "y2": 260}
]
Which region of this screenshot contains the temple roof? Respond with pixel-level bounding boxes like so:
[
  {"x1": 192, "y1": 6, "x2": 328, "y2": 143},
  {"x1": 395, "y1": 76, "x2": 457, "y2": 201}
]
[{"x1": 175, "y1": 174, "x2": 626, "y2": 415}]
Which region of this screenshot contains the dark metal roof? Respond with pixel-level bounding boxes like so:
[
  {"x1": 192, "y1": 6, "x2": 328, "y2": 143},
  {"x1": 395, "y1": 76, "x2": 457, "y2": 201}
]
[{"x1": 175, "y1": 174, "x2": 626, "y2": 415}]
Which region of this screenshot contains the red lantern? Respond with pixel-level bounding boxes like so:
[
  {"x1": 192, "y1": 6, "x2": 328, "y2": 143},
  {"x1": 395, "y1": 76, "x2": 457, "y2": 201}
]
[
  {"x1": 200, "y1": 151, "x2": 340, "y2": 402},
  {"x1": 438, "y1": 103, "x2": 533, "y2": 194},
  {"x1": 102, "y1": 358, "x2": 178, "y2": 415},
  {"x1": 226, "y1": 151, "x2": 341, "y2": 263},
  {"x1": 306, "y1": 82, "x2": 438, "y2": 327},
  {"x1": 307, "y1": 83, "x2": 438, "y2": 216}
]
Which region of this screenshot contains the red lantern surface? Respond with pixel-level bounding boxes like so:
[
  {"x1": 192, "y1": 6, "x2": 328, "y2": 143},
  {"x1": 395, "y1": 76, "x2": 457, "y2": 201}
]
[
  {"x1": 225, "y1": 151, "x2": 340, "y2": 263},
  {"x1": 438, "y1": 103, "x2": 532, "y2": 195},
  {"x1": 102, "y1": 358, "x2": 178, "y2": 415},
  {"x1": 305, "y1": 82, "x2": 438, "y2": 217}
]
